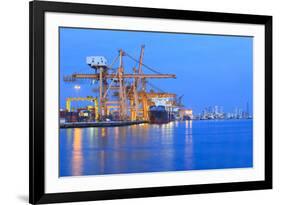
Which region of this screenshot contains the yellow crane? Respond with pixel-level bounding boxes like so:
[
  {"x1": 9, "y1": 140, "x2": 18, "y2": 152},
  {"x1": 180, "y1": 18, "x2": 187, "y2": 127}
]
[
  {"x1": 66, "y1": 96, "x2": 99, "y2": 121},
  {"x1": 65, "y1": 46, "x2": 176, "y2": 121}
]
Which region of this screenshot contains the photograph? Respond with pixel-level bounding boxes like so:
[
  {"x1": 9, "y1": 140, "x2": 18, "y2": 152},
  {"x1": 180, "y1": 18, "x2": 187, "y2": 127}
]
[
  {"x1": 29, "y1": 1, "x2": 272, "y2": 203},
  {"x1": 59, "y1": 27, "x2": 253, "y2": 177}
]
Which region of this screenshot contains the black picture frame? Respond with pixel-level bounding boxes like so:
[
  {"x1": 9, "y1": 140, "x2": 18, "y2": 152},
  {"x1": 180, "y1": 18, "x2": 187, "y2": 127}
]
[{"x1": 29, "y1": 0, "x2": 272, "y2": 204}]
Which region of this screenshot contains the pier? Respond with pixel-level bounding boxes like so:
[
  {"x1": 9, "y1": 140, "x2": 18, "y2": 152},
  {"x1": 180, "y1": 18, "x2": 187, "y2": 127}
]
[
  {"x1": 60, "y1": 120, "x2": 148, "y2": 128},
  {"x1": 61, "y1": 46, "x2": 190, "y2": 125}
]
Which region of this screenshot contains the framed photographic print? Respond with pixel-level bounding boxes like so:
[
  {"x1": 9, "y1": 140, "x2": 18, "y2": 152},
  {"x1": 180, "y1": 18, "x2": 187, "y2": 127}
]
[{"x1": 29, "y1": 0, "x2": 272, "y2": 204}]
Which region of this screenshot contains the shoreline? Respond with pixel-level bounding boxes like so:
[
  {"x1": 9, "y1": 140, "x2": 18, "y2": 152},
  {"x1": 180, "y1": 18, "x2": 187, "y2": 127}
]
[{"x1": 60, "y1": 120, "x2": 148, "y2": 128}]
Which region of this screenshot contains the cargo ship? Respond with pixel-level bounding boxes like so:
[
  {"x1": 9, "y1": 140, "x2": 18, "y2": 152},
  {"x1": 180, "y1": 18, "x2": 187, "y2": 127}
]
[{"x1": 149, "y1": 105, "x2": 170, "y2": 124}]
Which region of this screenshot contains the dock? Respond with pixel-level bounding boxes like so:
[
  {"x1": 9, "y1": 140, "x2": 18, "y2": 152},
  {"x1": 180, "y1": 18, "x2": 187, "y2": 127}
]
[
  {"x1": 60, "y1": 120, "x2": 148, "y2": 128},
  {"x1": 61, "y1": 46, "x2": 179, "y2": 125}
]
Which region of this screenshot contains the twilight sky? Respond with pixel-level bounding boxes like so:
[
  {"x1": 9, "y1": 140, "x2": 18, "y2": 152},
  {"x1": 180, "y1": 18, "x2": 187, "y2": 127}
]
[{"x1": 59, "y1": 27, "x2": 253, "y2": 114}]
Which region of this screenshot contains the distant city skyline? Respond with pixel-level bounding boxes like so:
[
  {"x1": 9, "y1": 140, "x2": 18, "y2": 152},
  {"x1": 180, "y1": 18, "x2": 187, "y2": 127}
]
[
  {"x1": 60, "y1": 27, "x2": 253, "y2": 114},
  {"x1": 194, "y1": 104, "x2": 252, "y2": 120}
]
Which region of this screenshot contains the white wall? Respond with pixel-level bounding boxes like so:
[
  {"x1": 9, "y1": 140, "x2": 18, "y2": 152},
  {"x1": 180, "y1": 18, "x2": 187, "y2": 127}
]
[{"x1": 0, "y1": 0, "x2": 279, "y2": 204}]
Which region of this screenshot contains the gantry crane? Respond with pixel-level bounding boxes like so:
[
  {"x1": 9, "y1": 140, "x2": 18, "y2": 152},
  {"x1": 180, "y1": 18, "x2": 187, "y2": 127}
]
[
  {"x1": 66, "y1": 96, "x2": 99, "y2": 120},
  {"x1": 64, "y1": 46, "x2": 176, "y2": 121}
]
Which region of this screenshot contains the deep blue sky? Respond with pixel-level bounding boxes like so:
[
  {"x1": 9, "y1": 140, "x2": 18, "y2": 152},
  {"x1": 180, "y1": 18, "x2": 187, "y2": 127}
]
[{"x1": 59, "y1": 27, "x2": 253, "y2": 114}]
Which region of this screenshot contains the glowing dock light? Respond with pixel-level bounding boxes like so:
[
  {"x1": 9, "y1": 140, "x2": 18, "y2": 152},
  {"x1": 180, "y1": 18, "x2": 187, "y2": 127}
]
[{"x1": 74, "y1": 85, "x2": 81, "y2": 90}]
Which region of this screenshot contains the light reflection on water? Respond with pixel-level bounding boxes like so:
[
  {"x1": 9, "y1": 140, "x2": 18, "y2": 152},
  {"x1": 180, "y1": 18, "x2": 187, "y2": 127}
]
[
  {"x1": 59, "y1": 120, "x2": 253, "y2": 177},
  {"x1": 184, "y1": 120, "x2": 193, "y2": 168},
  {"x1": 72, "y1": 128, "x2": 83, "y2": 176}
]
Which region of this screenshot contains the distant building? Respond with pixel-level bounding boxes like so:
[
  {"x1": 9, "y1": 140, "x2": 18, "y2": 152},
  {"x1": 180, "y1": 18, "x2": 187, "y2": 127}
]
[
  {"x1": 214, "y1": 105, "x2": 219, "y2": 114},
  {"x1": 195, "y1": 105, "x2": 253, "y2": 121}
]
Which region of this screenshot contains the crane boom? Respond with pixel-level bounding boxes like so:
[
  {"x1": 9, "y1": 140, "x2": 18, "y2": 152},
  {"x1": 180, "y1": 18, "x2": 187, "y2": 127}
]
[
  {"x1": 63, "y1": 46, "x2": 177, "y2": 121},
  {"x1": 72, "y1": 73, "x2": 176, "y2": 79}
]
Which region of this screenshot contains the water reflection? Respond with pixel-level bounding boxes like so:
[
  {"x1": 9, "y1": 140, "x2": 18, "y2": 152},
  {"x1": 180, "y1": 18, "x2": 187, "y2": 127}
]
[
  {"x1": 99, "y1": 150, "x2": 105, "y2": 173},
  {"x1": 185, "y1": 120, "x2": 193, "y2": 143},
  {"x1": 60, "y1": 120, "x2": 253, "y2": 176},
  {"x1": 87, "y1": 128, "x2": 95, "y2": 148},
  {"x1": 184, "y1": 120, "x2": 193, "y2": 168},
  {"x1": 101, "y1": 128, "x2": 107, "y2": 137},
  {"x1": 72, "y1": 128, "x2": 83, "y2": 176}
]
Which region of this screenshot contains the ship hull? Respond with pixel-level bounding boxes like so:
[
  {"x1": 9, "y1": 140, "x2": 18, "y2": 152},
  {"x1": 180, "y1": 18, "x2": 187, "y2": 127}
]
[{"x1": 149, "y1": 110, "x2": 170, "y2": 124}]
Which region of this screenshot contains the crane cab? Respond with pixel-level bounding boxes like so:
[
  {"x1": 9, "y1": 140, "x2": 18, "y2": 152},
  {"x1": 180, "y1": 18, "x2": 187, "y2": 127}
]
[{"x1": 86, "y1": 56, "x2": 107, "y2": 68}]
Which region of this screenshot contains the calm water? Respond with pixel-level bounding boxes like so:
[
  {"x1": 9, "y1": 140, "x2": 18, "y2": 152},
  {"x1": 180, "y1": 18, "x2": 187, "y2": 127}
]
[{"x1": 59, "y1": 120, "x2": 253, "y2": 177}]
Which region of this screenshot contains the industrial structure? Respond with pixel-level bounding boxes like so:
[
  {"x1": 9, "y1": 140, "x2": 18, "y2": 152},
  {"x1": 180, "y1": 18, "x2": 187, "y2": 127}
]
[
  {"x1": 65, "y1": 96, "x2": 99, "y2": 121},
  {"x1": 62, "y1": 45, "x2": 189, "y2": 125}
]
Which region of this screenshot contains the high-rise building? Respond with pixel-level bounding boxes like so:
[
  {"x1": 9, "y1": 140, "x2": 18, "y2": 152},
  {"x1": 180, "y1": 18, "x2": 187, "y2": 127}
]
[
  {"x1": 235, "y1": 107, "x2": 238, "y2": 118},
  {"x1": 214, "y1": 105, "x2": 219, "y2": 114},
  {"x1": 246, "y1": 101, "x2": 250, "y2": 118}
]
